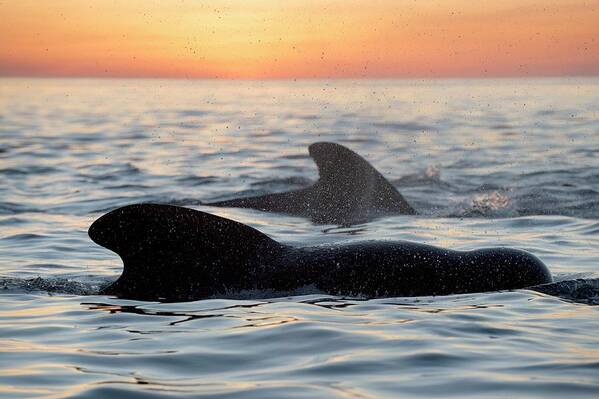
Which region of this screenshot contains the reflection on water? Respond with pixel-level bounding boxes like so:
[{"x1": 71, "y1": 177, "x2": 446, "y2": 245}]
[
  {"x1": 1, "y1": 293, "x2": 598, "y2": 398},
  {"x1": 0, "y1": 78, "x2": 598, "y2": 398}
]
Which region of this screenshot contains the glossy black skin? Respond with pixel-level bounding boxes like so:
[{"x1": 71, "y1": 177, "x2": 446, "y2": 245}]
[
  {"x1": 90, "y1": 204, "x2": 552, "y2": 302},
  {"x1": 205, "y1": 142, "x2": 415, "y2": 225}
]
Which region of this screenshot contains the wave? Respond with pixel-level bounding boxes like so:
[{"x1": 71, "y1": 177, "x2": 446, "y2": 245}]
[
  {"x1": 0, "y1": 277, "x2": 108, "y2": 296},
  {"x1": 2, "y1": 276, "x2": 598, "y2": 305},
  {"x1": 2, "y1": 152, "x2": 598, "y2": 219},
  {"x1": 529, "y1": 279, "x2": 599, "y2": 305}
]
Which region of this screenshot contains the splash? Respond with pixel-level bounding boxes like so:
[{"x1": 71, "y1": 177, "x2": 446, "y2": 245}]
[
  {"x1": 3, "y1": 276, "x2": 598, "y2": 305},
  {"x1": 530, "y1": 279, "x2": 599, "y2": 305},
  {"x1": 1, "y1": 277, "x2": 104, "y2": 296},
  {"x1": 471, "y1": 191, "x2": 510, "y2": 212}
]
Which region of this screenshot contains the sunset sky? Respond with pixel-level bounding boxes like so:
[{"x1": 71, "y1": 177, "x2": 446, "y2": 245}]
[{"x1": 1, "y1": 0, "x2": 598, "y2": 79}]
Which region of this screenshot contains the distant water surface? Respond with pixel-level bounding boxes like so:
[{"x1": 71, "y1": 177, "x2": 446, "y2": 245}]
[{"x1": 1, "y1": 78, "x2": 598, "y2": 398}]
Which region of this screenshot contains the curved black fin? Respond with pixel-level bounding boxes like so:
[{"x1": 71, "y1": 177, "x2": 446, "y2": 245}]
[
  {"x1": 308, "y1": 142, "x2": 415, "y2": 215},
  {"x1": 89, "y1": 204, "x2": 282, "y2": 299},
  {"x1": 205, "y1": 142, "x2": 416, "y2": 223}
]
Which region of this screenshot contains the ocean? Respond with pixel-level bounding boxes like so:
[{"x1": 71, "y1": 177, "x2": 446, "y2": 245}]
[{"x1": 1, "y1": 77, "x2": 598, "y2": 398}]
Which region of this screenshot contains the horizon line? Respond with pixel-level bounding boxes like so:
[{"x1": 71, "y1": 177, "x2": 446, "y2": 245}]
[{"x1": 2, "y1": 73, "x2": 599, "y2": 81}]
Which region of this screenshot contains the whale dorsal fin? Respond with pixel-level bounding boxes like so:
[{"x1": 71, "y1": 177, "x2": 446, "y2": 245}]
[
  {"x1": 89, "y1": 204, "x2": 282, "y2": 299},
  {"x1": 308, "y1": 142, "x2": 415, "y2": 215}
]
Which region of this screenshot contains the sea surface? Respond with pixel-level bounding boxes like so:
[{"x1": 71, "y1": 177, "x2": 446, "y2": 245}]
[{"x1": 1, "y1": 78, "x2": 598, "y2": 398}]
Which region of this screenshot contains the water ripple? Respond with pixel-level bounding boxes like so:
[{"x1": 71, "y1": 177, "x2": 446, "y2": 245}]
[{"x1": 1, "y1": 78, "x2": 598, "y2": 398}]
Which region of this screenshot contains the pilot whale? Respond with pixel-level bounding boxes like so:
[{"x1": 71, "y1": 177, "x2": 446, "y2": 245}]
[
  {"x1": 89, "y1": 204, "x2": 552, "y2": 301},
  {"x1": 204, "y1": 142, "x2": 415, "y2": 225}
]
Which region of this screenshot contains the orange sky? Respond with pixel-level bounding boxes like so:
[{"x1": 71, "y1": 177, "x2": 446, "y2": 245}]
[{"x1": 1, "y1": 0, "x2": 598, "y2": 79}]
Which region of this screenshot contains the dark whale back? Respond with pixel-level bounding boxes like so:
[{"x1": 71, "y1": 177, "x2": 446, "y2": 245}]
[
  {"x1": 89, "y1": 204, "x2": 283, "y2": 300},
  {"x1": 308, "y1": 242, "x2": 552, "y2": 297},
  {"x1": 90, "y1": 204, "x2": 552, "y2": 301},
  {"x1": 206, "y1": 142, "x2": 415, "y2": 224}
]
